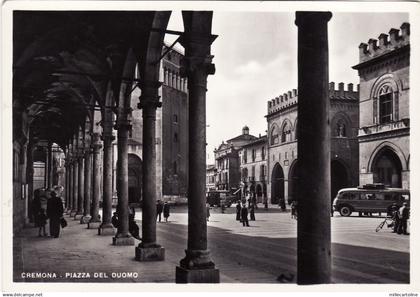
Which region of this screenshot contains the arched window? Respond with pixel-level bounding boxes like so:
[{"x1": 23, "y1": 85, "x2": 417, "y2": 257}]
[
  {"x1": 271, "y1": 125, "x2": 279, "y2": 145},
  {"x1": 281, "y1": 122, "x2": 291, "y2": 143},
  {"x1": 379, "y1": 85, "x2": 393, "y2": 124}
]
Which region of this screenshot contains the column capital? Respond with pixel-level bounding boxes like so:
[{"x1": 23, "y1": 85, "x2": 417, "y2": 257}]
[
  {"x1": 180, "y1": 55, "x2": 215, "y2": 78},
  {"x1": 295, "y1": 11, "x2": 332, "y2": 27},
  {"x1": 179, "y1": 33, "x2": 217, "y2": 77},
  {"x1": 138, "y1": 81, "x2": 162, "y2": 110},
  {"x1": 101, "y1": 133, "x2": 115, "y2": 142}
]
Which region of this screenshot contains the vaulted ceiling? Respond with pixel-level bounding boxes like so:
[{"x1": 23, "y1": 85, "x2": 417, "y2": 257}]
[{"x1": 13, "y1": 11, "x2": 160, "y2": 148}]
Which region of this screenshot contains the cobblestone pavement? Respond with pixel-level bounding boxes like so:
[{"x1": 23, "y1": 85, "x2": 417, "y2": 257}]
[{"x1": 13, "y1": 205, "x2": 409, "y2": 284}]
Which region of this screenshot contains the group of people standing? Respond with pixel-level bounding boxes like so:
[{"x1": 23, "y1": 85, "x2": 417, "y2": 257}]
[
  {"x1": 390, "y1": 202, "x2": 410, "y2": 235},
  {"x1": 33, "y1": 188, "x2": 64, "y2": 238},
  {"x1": 156, "y1": 200, "x2": 170, "y2": 222},
  {"x1": 235, "y1": 193, "x2": 256, "y2": 227}
]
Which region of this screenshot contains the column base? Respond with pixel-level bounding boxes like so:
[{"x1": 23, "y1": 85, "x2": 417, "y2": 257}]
[
  {"x1": 74, "y1": 214, "x2": 83, "y2": 220},
  {"x1": 87, "y1": 221, "x2": 101, "y2": 229},
  {"x1": 70, "y1": 211, "x2": 77, "y2": 217},
  {"x1": 98, "y1": 224, "x2": 115, "y2": 236},
  {"x1": 113, "y1": 234, "x2": 135, "y2": 246},
  {"x1": 80, "y1": 215, "x2": 91, "y2": 224},
  {"x1": 135, "y1": 244, "x2": 165, "y2": 261},
  {"x1": 175, "y1": 266, "x2": 220, "y2": 283}
]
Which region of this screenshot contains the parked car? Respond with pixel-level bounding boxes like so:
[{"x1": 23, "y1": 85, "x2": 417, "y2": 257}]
[{"x1": 333, "y1": 184, "x2": 410, "y2": 217}]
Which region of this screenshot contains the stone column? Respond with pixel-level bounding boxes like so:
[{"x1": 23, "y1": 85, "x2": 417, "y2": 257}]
[
  {"x1": 64, "y1": 161, "x2": 69, "y2": 212},
  {"x1": 135, "y1": 81, "x2": 165, "y2": 261},
  {"x1": 112, "y1": 106, "x2": 134, "y2": 246},
  {"x1": 47, "y1": 142, "x2": 53, "y2": 189},
  {"x1": 88, "y1": 133, "x2": 102, "y2": 229},
  {"x1": 66, "y1": 158, "x2": 73, "y2": 215},
  {"x1": 175, "y1": 26, "x2": 219, "y2": 283},
  {"x1": 99, "y1": 113, "x2": 116, "y2": 235},
  {"x1": 295, "y1": 11, "x2": 332, "y2": 285},
  {"x1": 74, "y1": 154, "x2": 85, "y2": 220},
  {"x1": 44, "y1": 153, "x2": 48, "y2": 189},
  {"x1": 81, "y1": 149, "x2": 92, "y2": 224},
  {"x1": 71, "y1": 156, "x2": 79, "y2": 217}
]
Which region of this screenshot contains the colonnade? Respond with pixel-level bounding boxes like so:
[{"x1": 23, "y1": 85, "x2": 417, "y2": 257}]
[{"x1": 58, "y1": 11, "x2": 332, "y2": 284}]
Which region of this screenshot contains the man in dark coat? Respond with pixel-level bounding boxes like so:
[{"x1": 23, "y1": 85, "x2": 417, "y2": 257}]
[
  {"x1": 241, "y1": 203, "x2": 249, "y2": 227},
  {"x1": 46, "y1": 191, "x2": 64, "y2": 238}
]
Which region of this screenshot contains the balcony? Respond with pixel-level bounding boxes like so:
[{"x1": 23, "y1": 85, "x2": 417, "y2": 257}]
[{"x1": 358, "y1": 118, "x2": 409, "y2": 137}]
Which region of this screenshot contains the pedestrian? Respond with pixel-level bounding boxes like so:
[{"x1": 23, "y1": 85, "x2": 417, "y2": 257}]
[
  {"x1": 241, "y1": 203, "x2": 249, "y2": 227},
  {"x1": 32, "y1": 189, "x2": 42, "y2": 226},
  {"x1": 291, "y1": 200, "x2": 297, "y2": 220},
  {"x1": 279, "y1": 197, "x2": 286, "y2": 211},
  {"x1": 236, "y1": 202, "x2": 241, "y2": 221},
  {"x1": 264, "y1": 196, "x2": 268, "y2": 210},
  {"x1": 46, "y1": 191, "x2": 64, "y2": 238},
  {"x1": 252, "y1": 196, "x2": 258, "y2": 209},
  {"x1": 112, "y1": 212, "x2": 119, "y2": 228},
  {"x1": 390, "y1": 202, "x2": 399, "y2": 233},
  {"x1": 249, "y1": 203, "x2": 256, "y2": 221},
  {"x1": 397, "y1": 202, "x2": 410, "y2": 235},
  {"x1": 156, "y1": 200, "x2": 163, "y2": 222},
  {"x1": 246, "y1": 192, "x2": 251, "y2": 207},
  {"x1": 206, "y1": 203, "x2": 211, "y2": 222},
  {"x1": 129, "y1": 214, "x2": 141, "y2": 240},
  {"x1": 36, "y1": 208, "x2": 48, "y2": 237},
  {"x1": 163, "y1": 202, "x2": 170, "y2": 222}
]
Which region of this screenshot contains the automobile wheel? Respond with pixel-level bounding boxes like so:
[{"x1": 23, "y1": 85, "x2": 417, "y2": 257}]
[{"x1": 339, "y1": 206, "x2": 352, "y2": 217}]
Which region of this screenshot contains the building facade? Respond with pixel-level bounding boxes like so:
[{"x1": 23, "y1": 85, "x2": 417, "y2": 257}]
[
  {"x1": 238, "y1": 135, "x2": 268, "y2": 203},
  {"x1": 206, "y1": 164, "x2": 217, "y2": 192},
  {"x1": 353, "y1": 23, "x2": 410, "y2": 189},
  {"x1": 214, "y1": 126, "x2": 257, "y2": 192},
  {"x1": 266, "y1": 83, "x2": 359, "y2": 205},
  {"x1": 111, "y1": 43, "x2": 189, "y2": 205}
]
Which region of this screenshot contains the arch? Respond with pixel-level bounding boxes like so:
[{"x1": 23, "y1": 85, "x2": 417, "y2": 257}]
[
  {"x1": 370, "y1": 73, "x2": 403, "y2": 125},
  {"x1": 271, "y1": 163, "x2": 284, "y2": 204},
  {"x1": 367, "y1": 141, "x2": 407, "y2": 172},
  {"x1": 256, "y1": 184, "x2": 263, "y2": 197},
  {"x1": 280, "y1": 119, "x2": 293, "y2": 143},
  {"x1": 127, "y1": 154, "x2": 142, "y2": 204},
  {"x1": 330, "y1": 159, "x2": 350, "y2": 203},
  {"x1": 370, "y1": 147, "x2": 403, "y2": 188},
  {"x1": 370, "y1": 73, "x2": 401, "y2": 100},
  {"x1": 270, "y1": 123, "x2": 280, "y2": 145},
  {"x1": 288, "y1": 159, "x2": 299, "y2": 204}
]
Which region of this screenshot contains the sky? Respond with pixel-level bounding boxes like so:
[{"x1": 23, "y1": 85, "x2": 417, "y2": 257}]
[{"x1": 165, "y1": 11, "x2": 408, "y2": 164}]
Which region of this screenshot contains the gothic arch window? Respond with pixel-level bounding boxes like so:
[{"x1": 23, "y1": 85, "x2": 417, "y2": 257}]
[
  {"x1": 281, "y1": 121, "x2": 292, "y2": 143},
  {"x1": 379, "y1": 85, "x2": 393, "y2": 124},
  {"x1": 270, "y1": 125, "x2": 279, "y2": 145}
]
